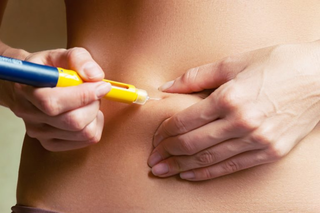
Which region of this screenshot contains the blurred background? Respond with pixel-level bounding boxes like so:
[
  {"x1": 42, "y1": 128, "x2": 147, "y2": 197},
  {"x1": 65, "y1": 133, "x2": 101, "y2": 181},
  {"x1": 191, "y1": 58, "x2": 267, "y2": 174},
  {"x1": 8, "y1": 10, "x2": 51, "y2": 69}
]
[{"x1": 0, "y1": 0, "x2": 66, "y2": 211}]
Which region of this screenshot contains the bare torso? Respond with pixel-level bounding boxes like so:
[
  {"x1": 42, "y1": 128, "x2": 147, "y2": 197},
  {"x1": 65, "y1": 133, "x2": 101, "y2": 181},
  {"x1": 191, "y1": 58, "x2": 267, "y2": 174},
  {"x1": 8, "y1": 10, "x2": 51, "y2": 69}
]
[{"x1": 17, "y1": 1, "x2": 320, "y2": 212}]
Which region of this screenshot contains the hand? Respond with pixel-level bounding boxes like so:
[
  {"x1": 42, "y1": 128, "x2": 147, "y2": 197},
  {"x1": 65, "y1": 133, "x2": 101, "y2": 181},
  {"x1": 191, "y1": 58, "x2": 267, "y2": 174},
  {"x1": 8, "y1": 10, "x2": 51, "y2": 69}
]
[
  {"x1": 8, "y1": 47, "x2": 111, "y2": 151},
  {"x1": 148, "y1": 40, "x2": 320, "y2": 181}
]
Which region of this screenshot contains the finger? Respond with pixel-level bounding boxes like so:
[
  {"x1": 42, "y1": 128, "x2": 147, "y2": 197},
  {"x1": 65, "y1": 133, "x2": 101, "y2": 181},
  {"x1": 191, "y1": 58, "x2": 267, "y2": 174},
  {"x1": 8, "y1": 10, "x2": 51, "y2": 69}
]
[
  {"x1": 179, "y1": 149, "x2": 273, "y2": 181},
  {"x1": 28, "y1": 48, "x2": 105, "y2": 81},
  {"x1": 159, "y1": 53, "x2": 251, "y2": 93},
  {"x1": 13, "y1": 85, "x2": 101, "y2": 131},
  {"x1": 149, "y1": 119, "x2": 237, "y2": 166},
  {"x1": 45, "y1": 100, "x2": 100, "y2": 131},
  {"x1": 150, "y1": 137, "x2": 266, "y2": 177},
  {"x1": 33, "y1": 111, "x2": 105, "y2": 152},
  {"x1": 28, "y1": 110, "x2": 103, "y2": 141},
  {"x1": 55, "y1": 47, "x2": 105, "y2": 81},
  {"x1": 153, "y1": 94, "x2": 220, "y2": 146},
  {"x1": 21, "y1": 81, "x2": 110, "y2": 116}
]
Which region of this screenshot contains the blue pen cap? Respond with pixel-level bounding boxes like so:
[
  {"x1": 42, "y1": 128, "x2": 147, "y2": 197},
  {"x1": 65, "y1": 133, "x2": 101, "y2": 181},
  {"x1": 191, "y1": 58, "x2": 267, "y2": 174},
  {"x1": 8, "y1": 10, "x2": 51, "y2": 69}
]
[{"x1": 0, "y1": 56, "x2": 59, "y2": 87}]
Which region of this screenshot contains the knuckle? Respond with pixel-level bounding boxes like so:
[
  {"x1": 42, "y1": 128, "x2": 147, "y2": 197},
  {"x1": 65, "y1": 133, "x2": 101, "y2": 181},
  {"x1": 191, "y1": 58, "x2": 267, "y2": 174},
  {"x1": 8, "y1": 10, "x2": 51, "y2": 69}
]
[
  {"x1": 250, "y1": 127, "x2": 275, "y2": 147},
  {"x1": 181, "y1": 67, "x2": 200, "y2": 90},
  {"x1": 199, "y1": 168, "x2": 213, "y2": 180},
  {"x1": 48, "y1": 48, "x2": 66, "y2": 56},
  {"x1": 172, "y1": 115, "x2": 188, "y2": 133},
  {"x1": 88, "y1": 131, "x2": 101, "y2": 144},
  {"x1": 38, "y1": 96, "x2": 59, "y2": 116},
  {"x1": 80, "y1": 124, "x2": 97, "y2": 141},
  {"x1": 63, "y1": 112, "x2": 86, "y2": 131},
  {"x1": 67, "y1": 47, "x2": 87, "y2": 65},
  {"x1": 68, "y1": 47, "x2": 88, "y2": 58},
  {"x1": 170, "y1": 158, "x2": 185, "y2": 172},
  {"x1": 266, "y1": 145, "x2": 287, "y2": 161},
  {"x1": 222, "y1": 160, "x2": 239, "y2": 174},
  {"x1": 217, "y1": 57, "x2": 241, "y2": 82},
  {"x1": 67, "y1": 47, "x2": 89, "y2": 66},
  {"x1": 79, "y1": 89, "x2": 95, "y2": 106},
  {"x1": 53, "y1": 48, "x2": 66, "y2": 53},
  {"x1": 233, "y1": 110, "x2": 261, "y2": 132},
  {"x1": 177, "y1": 135, "x2": 195, "y2": 155},
  {"x1": 14, "y1": 49, "x2": 30, "y2": 60},
  {"x1": 196, "y1": 150, "x2": 218, "y2": 166},
  {"x1": 218, "y1": 56, "x2": 234, "y2": 72},
  {"x1": 218, "y1": 85, "x2": 240, "y2": 111}
]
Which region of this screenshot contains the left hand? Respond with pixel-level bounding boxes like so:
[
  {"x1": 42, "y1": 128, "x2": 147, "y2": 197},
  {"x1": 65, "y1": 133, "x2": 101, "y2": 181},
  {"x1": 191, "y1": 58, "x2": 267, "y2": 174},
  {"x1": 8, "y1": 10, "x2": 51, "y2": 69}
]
[{"x1": 148, "y1": 40, "x2": 320, "y2": 181}]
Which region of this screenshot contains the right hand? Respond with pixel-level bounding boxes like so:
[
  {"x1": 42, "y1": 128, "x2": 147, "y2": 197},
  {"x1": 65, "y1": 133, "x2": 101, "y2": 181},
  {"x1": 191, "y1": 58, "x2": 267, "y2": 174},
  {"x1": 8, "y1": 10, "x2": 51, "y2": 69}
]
[{"x1": 8, "y1": 47, "x2": 111, "y2": 151}]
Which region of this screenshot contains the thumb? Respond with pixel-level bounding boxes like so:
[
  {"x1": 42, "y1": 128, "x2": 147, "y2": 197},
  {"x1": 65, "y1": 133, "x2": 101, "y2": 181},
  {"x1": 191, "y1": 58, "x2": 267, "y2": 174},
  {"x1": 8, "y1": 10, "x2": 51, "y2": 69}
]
[
  {"x1": 65, "y1": 47, "x2": 105, "y2": 82},
  {"x1": 47, "y1": 47, "x2": 105, "y2": 82},
  {"x1": 159, "y1": 54, "x2": 250, "y2": 93}
]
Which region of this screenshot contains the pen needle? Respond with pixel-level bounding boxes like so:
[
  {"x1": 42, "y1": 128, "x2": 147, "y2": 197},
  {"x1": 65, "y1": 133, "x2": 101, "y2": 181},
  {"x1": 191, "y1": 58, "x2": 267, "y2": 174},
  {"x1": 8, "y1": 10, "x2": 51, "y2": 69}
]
[{"x1": 148, "y1": 97, "x2": 161, "y2": 101}]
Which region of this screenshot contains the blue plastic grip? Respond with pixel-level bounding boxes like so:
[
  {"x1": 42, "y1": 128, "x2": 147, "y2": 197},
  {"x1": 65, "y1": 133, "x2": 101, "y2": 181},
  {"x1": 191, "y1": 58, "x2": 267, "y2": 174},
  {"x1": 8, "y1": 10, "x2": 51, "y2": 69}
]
[{"x1": 0, "y1": 56, "x2": 59, "y2": 87}]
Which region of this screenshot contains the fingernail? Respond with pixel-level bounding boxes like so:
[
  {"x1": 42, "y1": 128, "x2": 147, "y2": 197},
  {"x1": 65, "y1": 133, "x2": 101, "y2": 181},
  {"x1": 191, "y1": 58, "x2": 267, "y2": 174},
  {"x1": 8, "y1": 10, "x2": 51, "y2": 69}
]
[
  {"x1": 148, "y1": 151, "x2": 162, "y2": 167},
  {"x1": 83, "y1": 62, "x2": 103, "y2": 80},
  {"x1": 180, "y1": 171, "x2": 195, "y2": 179},
  {"x1": 152, "y1": 163, "x2": 169, "y2": 176},
  {"x1": 159, "y1": 80, "x2": 174, "y2": 91},
  {"x1": 96, "y1": 82, "x2": 111, "y2": 99}
]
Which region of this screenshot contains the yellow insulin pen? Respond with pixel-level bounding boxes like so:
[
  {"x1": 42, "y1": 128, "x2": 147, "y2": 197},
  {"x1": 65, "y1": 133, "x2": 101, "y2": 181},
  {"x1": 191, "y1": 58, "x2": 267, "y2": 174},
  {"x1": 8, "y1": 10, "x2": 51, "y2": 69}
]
[{"x1": 0, "y1": 55, "x2": 149, "y2": 105}]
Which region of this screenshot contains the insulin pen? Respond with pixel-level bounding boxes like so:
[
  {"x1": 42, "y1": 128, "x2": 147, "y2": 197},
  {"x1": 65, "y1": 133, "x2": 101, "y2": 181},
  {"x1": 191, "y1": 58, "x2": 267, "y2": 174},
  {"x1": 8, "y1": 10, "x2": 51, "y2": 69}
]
[{"x1": 0, "y1": 55, "x2": 150, "y2": 105}]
